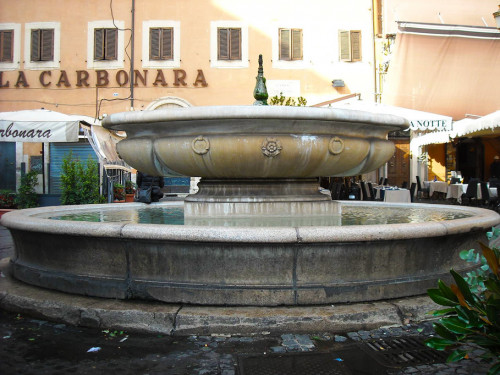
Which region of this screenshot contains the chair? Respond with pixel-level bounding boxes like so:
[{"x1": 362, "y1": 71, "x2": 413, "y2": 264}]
[
  {"x1": 383, "y1": 178, "x2": 389, "y2": 186},
  {"x1": 489, "y1": 177, "x2": 500, "y2": 189},
  {"x1": 401, "y1": 181, "x2": 408, "y2": 189},
  {"x1": 480, "y1": 182, "x2": 491, "y2": 207},
  {"x1": 360, "y1": 181, "x2": 370, "y2": 201},
  {"x1": 367, "y1": 182, "x2": 380, "y2": 201},
  {"x1": 409, "y1": 182, "x2": 417, "y2": 203},
  {"x1": 461, "y1": 179, "x2": 479, "y2": 205},
  {"x1": 416, "y1": 176, "x2": 430, "y2": 199},
  {"x1": 378, "y1": 177, "x2": 384, "y2": 185},
  {"x1": 450, "y1": 177, "x2": 461, "y2": 184},
  {"x1": 330, "y1": 182, "x2": 341, "y2": 200}
]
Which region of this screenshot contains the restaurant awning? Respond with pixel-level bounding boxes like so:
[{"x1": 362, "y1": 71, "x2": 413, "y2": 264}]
[
  {"x1": 452, "y1": 110, "x2": 500, "y2": 138},
  {"x1": 383, "y1": 22, "x2": 500, "y2": 120},
  {"x1": 323, "y1": 99, "x2": 451, "y2": 131},
  {"x1": 0, "y1": 109, "x2": 93, "y2": 143}
]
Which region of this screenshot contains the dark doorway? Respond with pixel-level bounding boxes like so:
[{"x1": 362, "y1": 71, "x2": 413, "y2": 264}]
[
  {"x1": 456, "y1": 138, "x2": 484, "y2": 182},
  {"x1": 0, "y1": 142, "x2": 16, "y2": 191}
]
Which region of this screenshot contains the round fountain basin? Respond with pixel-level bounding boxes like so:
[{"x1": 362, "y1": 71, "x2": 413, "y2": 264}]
[
  {"x1": 2, "y1": 201, "x2": 499, "y2": 306},
  {"x1": 102, "y1": 106, "x2": 408, "y2": 178}
]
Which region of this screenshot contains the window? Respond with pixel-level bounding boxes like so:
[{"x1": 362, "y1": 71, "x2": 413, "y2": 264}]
[
  {"x1": 279, "y1": 28, "x2": 302, "y2": 61},
  {"x1": 339, "y1": 30, "x2": 362, "y2": 62},
  {"x1": 94, "y1": 28, "x2": 117, "y2": 61},
  {"x1": 24, "y1": 22, "x2": 59, "y2": 70},
  {"x1": 210, "y1": 21, "x2": 248, "y2": 68},
  {"x1": 0, "y1": 30, "x2": 13, "y2": 62},
  {"x1": 30, "y1": 29, "x2": 54, "y2": 61},
  {"x1": 87, "y1": 21, "x2": 124, "y2": 69},
  {"x1": 217, "y1": 28, "x2": 241, "y2": 60},
  {"x1": 150, "y1": 28, "x2": 173, "y2": 60}
]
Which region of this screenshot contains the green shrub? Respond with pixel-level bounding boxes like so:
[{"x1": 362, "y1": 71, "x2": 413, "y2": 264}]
[
  {"x1": 425, "y1": 228, "x2": 500, "y2": 375},
  {"x1": 61, "y1": 151, "x2": 103, "y2": 205},
  {"x1": 15, "y1": 170, "x2": 39, "y2": 209},
  {"x1": 269, "y1": 92, "x2": 307, "y2": 107}
]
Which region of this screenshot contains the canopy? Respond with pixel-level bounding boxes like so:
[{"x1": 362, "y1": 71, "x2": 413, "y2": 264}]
[
  {"x1": 323, "y1": 99, "x2": 451, "y2": 131},
  {"x1": 383, "y1": 22, "x2": 500, "y2": 120},
  {"x1": 0, "y1": 109, "x2": 94, "y2": 143},
  {"x1": 452, "y1": 110, "x2": 500, "y2": 138}
]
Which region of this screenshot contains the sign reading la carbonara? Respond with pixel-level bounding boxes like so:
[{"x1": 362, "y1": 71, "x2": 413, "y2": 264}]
[{"x1": 0, "y1": 120, "x2": 79, "y2": 142}]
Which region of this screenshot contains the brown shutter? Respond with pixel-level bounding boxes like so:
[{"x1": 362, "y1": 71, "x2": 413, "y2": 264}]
[
  {"x1": 350, "y1": 30, "x2": 361, "y2": 61},
  {"x1": 339, "y1": 30, "x2": 351, "y2": 61},
  {"x1": 279, "y1": 29, "x2": 290, "y2": 60},
  {"x1": 291, "y1": 29, "x2": 302, "y2": 60},
  {"x1": 161, "y1": 28, "x2": 173, "y2": 60},
  {"x1": 218, "y1": 28, "x2": 229, "y2": 60},
  {"x1": 150, "y1": 28, "x2": 160, "y2": 60},
  {"x1": 41, "y1": 29, "x2": 54, "y2": 61},
  {"x1": 229, "y1": 28, "x2": 241, "y2": 60},
  {"x1": 31, "y1": 29, "x2": 40, "y2": 61},
  {"x1": 94, "y1": 28, "x2": 104, "y2": 60},
  {"x1": 105, "y1": 28, "x2": 117, "y2": 60},
  {"x1": 0, "y1": 30, "x2": 13, "y2": 62}
]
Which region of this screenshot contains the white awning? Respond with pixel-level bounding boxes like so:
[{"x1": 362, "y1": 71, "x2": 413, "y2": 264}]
[
  {"x1": 0, "y1": 109, "x2": 94, "y2": 143},
  {"x1": 452, "y1": 110, "x2": 500, "y2": 138},
  {"x1": 323, "y1": 100, "x2": 452, "y2": 131}
]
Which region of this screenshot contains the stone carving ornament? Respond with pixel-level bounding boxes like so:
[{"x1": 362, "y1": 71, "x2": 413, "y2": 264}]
[
  {"x1": 192, "y1": 136, "x2": 210, "y2": 155},
  {"x1": 261, "y1": 137, "x2": 282, "y2": 157}
]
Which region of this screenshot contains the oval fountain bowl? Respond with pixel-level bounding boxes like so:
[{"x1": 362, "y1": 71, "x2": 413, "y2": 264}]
[
  {"x1": 103, "y1": 106, "x2": 409, "y2": 178},
  {"x1": 2, "y1": 202, "x2": 499, "y2": 306}
]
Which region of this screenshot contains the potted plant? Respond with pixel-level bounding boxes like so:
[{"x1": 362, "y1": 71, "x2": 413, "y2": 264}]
[
  {"x1": 125, "y1": 180, "x2": 136, "y2": 202},
  {"x1": 0, "y1": 189, "x2": 17, "y2": 218},
  {"x1": 113, "y1": 183, "x2": 125, "y2": 203},
  {"x1": 15, "y1": 170, "x2": 39, "y2": 209}
]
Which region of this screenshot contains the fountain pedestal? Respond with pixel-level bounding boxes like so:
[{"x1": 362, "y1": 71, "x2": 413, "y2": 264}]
[{"x1": 184, "y1": 178, "x2": 340, "y2": 217}]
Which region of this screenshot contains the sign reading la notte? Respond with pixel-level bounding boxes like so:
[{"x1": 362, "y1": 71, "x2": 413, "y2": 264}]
[
  {"x1": 410, "y1": 119, "x2": 451, "y2": 131},
  {"x1": 0, "y1": 69, "x2": 208, "y2": 88}
]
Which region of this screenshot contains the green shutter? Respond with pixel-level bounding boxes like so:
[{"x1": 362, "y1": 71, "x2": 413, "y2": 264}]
[
  {"x1": 94, "y1": 28, "x2": 104, "y2": 60},
  {"x1": 0, "y1": 30, "x2": 13, "y2": 62},
  {"x1": 218, "y1": 28, "x2": 229, "y2": 60},
  {"x1": 105, "y1": 28, "x2": 117, "y2": 60},
  {"x1": 31, "y1": 29, "x2": 40, "y2": 61},
  {"x1": 291, "y1": 29, "x2": 302, "y2": 60},
  {"x1": 41, "y1": 29, "x2": 54, "y2": 61},
  {"x1": 230, "y1": 28, "x2": 241, "y2": 60},
  {"x1": 161, "y1": 28, "x2": 173, "y2": 60},
  {"x1": 279, "y1": 29, "x2": 290, "y2": 60}
]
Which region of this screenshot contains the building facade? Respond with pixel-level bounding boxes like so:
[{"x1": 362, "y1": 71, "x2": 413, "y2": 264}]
[{"x1": 0, "y1": 0, "x2": 381, "y2": 194}]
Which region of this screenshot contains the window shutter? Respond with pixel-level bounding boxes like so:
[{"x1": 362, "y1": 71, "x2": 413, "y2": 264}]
[
  {"x1": 229, "y1": 28, "x2": 241, "y2": 60},
  {"x1": 41, "y1": 29, "x2": 54, "y2": 61},
  {"x1": 0, "y1": 30, "x2": 13, "y2": 62},
  {"x1": 279, "y1": 29, "x2": 290, "y2": 60},
  {"x1": 150, "y1": 28, "x2": 160, "y2": 60},
  {"x1": 218, "y1": 28, "x2": 229, "y2": 60},
  {"x1": 94, "y1": 28, "x2": 104, "y2": 60},
  {"x1": 161, "y1": 28, "x2": 173, "y2": 60},
  {"x1": 31, "y1": 29, "x2": 40, "y2": 61},
  {"x1": 291, "y1": 29, "x2": 302, "y2": 60},
  {"x1": 339, "y1": 30, "x2": 351, "y2": 61},
  {"x1": 105, "y1": 28, "x2": 117, "y2": 60},
  {"x1": 350, "y1": 30, "x2": 361, "y2": 61}
]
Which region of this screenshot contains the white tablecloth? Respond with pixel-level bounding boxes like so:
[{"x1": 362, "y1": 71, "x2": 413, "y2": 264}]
[
  {"x1": 376, "y1": 188, "x2": 411, "y2": 203},
  {"x1": 424, "y1": 181, "x2": 448, "y2": 196},
  {"x1": 446, "y1": 183, "x2": 497, "y2": 202}
]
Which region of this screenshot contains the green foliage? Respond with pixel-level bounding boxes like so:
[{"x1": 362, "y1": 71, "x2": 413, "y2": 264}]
[
  {"x1": 60, "y1": 152, "x2": 103, "y2": 205},
  {"x1": 125, "y1": 180, "x2": 136, "y2": 194},
  {"x1": 0, "y1": 189, "x2": 16, "y2": 209},
  {"x1": 425, "y1": 229, "x2": 500, "y2": 374},
  {"x1": 269, "y1": 92, "x2": 307, "y2": 107},
  {"x1": 113, "y1": 183, "x2": 125, "y2": 201},
  {"x1": 14, "y1": 170, "x2": 39, "y2": 209}
]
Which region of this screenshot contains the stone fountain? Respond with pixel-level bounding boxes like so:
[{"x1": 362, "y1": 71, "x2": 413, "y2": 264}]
[{"x1": 2, "y1": 57, "x2": 499, "y2": 308}]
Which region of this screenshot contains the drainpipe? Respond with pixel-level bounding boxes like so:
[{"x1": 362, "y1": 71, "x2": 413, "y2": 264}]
[
  {"x1": 130, "y1": 0, "x2": 135, "y2": 110},
  {"x1": 372, "y1": 0, "x2": 379, "y2": 103}
]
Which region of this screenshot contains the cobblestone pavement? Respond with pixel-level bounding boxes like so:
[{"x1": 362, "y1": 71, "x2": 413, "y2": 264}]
[{"x1": 0, "y1": 309, "x2": 491, "y2": 375}]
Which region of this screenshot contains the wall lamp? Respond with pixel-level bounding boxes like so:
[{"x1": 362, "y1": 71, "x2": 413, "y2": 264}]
[{"x1": 332, "y1": 79, "x2": 345, "y2": 87}]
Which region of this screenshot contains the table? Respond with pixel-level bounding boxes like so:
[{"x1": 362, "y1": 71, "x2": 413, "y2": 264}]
[
  {"x1": 446, "y1": 184, "x2": 467, "y2": 202},
  {"x1": 424, "y1": 181, "x2": 448, "y2": 196},
  {"x1": 375, "y1": 188, "x2": 411, "y2": 203}
]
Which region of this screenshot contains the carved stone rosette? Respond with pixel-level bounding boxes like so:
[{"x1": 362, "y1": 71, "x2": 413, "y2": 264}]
[
  {"x1": 192, "y1": 136, "x2": 210, "y2": 155},
  {"x1": 261, "y1": 137, "x2": 282, "y2": 157}
]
